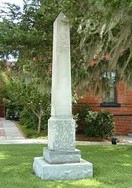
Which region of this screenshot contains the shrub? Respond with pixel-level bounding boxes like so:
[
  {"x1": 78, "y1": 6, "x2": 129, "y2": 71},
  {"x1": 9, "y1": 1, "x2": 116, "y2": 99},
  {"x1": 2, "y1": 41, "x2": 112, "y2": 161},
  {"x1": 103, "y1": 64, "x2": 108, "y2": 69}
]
[
  {"x1": 19, "y1": 108, "x2": 37, "y2": 129},
  {"x1": 85, "y1": 110, "x2": 115, "y2": 138},
  {"x1": 73, "y1": 103, "x2": 92, "y2": 133},
  {"x1": 21, "y1": 128, "x2": 47, "y2": 138},
  {"x1": 74, "y1": 103, "x2": 92, "y2": 125},
  {"x1": 41, "y1": 104, "x2": 50, "y2": 131},
  {"x1": 19, "y1": 105, "x2": 50, "y2": 138},
  {"x1": 85, "y1": 110, "x2": 98, "y2": 136},
  {"x1": 97, "y1": 111, "x2": 115, "y2": 138}
]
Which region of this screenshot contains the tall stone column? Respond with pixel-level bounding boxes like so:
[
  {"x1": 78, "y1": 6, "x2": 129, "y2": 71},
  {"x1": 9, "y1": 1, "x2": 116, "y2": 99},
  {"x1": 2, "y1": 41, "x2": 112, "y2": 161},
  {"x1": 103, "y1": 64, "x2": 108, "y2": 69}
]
[
  {"x1": 44, "y1": 12, "x2": 80, "y2": 164},
  {"x1": 33, "y1": 12, "x2": 93, "y2": 180},
  {"x1": 51, "y1": 12, "x2": 72, "y2": 118}
]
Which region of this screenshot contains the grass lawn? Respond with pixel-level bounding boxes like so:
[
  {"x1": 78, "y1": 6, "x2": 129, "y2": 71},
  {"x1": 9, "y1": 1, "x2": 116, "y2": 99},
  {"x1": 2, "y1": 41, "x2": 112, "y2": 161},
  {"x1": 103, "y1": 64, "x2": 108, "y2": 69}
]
[{"x1": 0, "y1": 144, "x2": 132, "y2": 188}]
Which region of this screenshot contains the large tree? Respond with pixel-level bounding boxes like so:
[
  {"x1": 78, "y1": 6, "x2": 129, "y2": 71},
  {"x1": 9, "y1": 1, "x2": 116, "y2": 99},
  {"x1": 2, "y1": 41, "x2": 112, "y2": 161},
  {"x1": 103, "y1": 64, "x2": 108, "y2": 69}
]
[
  {"x1": 0, "y1": 0, "x2": 131, "y2": 135},
  {"x1": 0, "y1": 0, "x2": 131, "y2": 96},
  {"x1": 60, "y1": 0, "x2": 132, "y2": 93}
]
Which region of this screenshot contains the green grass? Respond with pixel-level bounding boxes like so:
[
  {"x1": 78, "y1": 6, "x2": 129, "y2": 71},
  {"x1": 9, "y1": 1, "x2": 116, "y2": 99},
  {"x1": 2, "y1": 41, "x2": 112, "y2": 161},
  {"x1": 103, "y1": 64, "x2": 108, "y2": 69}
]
[{"x1": 0, "y1": 144, "x2": 132, "y2": 188}]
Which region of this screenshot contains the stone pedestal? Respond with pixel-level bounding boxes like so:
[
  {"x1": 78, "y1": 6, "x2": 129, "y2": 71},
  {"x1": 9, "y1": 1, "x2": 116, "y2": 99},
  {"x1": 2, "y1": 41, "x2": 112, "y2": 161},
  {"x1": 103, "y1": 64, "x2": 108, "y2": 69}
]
[
  {"x1": 33, "y1": 117, "x2": 93, "y2": 180},
  {"x1": 43, "y1": 117, "x2": 81, "y2": 164},
  {"x1": 33, "y1": 157, "x2": 93, "y2": 180},
  {"x1": 47, "y1": 117, "x2": 76, "y2": 151}
]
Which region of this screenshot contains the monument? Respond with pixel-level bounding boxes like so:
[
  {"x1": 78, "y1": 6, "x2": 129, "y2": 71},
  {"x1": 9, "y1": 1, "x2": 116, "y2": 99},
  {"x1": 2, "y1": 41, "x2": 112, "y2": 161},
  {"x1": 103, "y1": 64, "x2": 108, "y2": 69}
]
[{"x1": 33, "y1": 12, "x2": 93, "y2": 180}]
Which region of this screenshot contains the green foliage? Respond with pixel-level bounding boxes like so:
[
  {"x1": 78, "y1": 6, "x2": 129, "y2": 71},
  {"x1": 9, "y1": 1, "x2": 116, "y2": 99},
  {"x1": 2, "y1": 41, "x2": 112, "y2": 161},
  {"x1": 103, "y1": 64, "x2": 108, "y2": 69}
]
[
  {"x1": 19, "y1": 108, "x2": 37, "y2": 129},
  {"x1": 19, "y1": 110, "x2": 38, "y2": 137},
  {"x1": 0, "y1": 0, "x2": 131, "y2": 97},
  {"x1": 74, "y1": 103, "x2": 92, "y2": 125},
  {"x1": 19, "y1": 105, "x2": 50, "y2": 138},
  {"x1": 41, "y1": 103, "x2": 50, "y2": 130},
  {"x1": 0, "y1": 0, "x2": 59, "y2": 59},
  {"x1": 61, "y1": 0, "x2": 132, "y2": 93},
  {"x1": 1, "y1": 75, "x2": 50, "y2": 133},
  {"x1": 85, "y1": 110, "x2": 115, "y2": 138},
  {"x1": 85, "y1": 110, "x2": 98, "y2": 136}
]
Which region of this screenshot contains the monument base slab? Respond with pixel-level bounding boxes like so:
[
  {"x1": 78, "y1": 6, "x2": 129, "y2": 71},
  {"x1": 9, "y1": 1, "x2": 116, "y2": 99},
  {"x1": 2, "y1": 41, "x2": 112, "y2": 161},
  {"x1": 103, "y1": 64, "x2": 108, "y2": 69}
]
[
  {"x1": 44, "y1": 148, "x2": 81, "y2": 164},
  {"x1": 33, "y1": 157, "x2": 93, "y2": 180}
]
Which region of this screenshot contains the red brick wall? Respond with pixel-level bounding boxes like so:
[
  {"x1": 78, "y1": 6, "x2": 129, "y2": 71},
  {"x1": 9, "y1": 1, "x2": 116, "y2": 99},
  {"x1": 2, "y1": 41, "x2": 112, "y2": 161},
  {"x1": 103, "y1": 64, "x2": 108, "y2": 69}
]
[
  {"x1": 114, "y1": 115, "x2": 132, "y2": 135},
  {"x1": 78, "y1": 81, "x2": 132, "y2": 135}
]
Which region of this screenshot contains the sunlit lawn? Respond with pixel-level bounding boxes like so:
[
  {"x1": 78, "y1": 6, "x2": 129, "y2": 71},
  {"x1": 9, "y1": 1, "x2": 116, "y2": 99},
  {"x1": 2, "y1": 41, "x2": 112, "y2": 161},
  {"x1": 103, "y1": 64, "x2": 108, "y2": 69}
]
[{"x1": 0, "y1": 144, "x2": 132, "y2": 188}]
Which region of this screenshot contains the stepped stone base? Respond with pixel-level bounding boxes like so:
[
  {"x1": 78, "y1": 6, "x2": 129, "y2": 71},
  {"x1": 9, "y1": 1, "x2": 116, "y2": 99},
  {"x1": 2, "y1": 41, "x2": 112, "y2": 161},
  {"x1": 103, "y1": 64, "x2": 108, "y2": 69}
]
[
  {"x1": 44, "y1": 148, "x2": 81, "y2": 164},
  {"x1": 33, "y1": 157, "x2": 93, "y2": 180}
]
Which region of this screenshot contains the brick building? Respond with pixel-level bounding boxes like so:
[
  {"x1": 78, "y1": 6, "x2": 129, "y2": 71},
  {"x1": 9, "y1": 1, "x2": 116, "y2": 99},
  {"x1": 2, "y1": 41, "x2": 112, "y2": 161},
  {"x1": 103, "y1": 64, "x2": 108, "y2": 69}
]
[{"x1": 78, "y1": 81, "x2": 132, "y2": 135}]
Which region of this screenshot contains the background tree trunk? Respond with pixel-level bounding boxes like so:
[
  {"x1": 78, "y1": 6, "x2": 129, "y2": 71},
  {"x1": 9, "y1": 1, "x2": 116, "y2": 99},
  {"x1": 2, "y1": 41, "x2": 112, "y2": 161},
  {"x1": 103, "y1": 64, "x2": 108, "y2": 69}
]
[{"x1": 37, "y1": 116, "x2": 42, "y2": 133}]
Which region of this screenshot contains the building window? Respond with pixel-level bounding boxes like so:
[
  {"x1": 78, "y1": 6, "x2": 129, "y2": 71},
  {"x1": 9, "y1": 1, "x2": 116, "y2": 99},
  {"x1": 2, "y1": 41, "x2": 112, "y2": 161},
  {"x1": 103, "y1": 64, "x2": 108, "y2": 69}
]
[
  {"x1": 100, "y1": 72, "x2": 120, "y2": 107},
  {"x1": 103, "y1": 72, "x2": 116, "y2": 103}
]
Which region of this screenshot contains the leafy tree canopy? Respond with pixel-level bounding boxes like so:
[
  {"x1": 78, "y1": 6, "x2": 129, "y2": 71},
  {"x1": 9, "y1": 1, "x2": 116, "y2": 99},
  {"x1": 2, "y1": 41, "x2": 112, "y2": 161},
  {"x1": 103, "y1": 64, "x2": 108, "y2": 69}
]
[{"x1": 0, "y1": 0, "x2": 131, "y2": 96}]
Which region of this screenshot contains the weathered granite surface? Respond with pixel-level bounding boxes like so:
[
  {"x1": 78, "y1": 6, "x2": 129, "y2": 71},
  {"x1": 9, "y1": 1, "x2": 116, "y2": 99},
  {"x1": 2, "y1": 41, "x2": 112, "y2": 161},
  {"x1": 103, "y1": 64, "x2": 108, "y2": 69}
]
[
  {"x1": 33, "y1": 157, "x2": 93, "y2": 180},
  {"x1": 51, "y1": 12, "x2": 72, "y2": 117},
  {"x1": 47, "y1": 117, "x2": 76, "y2": 151},
  {"x1": 44, "y1": 148, "x2": 81, "y2": 164}
]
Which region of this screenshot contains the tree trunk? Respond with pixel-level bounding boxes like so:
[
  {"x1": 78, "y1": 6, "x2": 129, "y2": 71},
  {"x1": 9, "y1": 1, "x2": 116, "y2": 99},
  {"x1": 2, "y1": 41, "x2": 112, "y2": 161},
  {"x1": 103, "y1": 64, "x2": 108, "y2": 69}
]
[{"x1": 37, "y1": 116, "x2": 42, "y2": 133}]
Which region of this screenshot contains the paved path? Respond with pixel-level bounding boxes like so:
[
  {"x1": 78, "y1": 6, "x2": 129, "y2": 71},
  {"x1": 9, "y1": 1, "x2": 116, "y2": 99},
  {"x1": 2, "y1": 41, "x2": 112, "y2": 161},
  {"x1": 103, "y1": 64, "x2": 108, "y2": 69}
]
[
  {"x1": 0, "y1": 118, "x2": 49, "y2": 144},
  {"x1": 0, "y1": 118, "x2": 25, "y2": 140},
  {"x1": 0, "y1": 118, "x2": 132, "y2": 145}
]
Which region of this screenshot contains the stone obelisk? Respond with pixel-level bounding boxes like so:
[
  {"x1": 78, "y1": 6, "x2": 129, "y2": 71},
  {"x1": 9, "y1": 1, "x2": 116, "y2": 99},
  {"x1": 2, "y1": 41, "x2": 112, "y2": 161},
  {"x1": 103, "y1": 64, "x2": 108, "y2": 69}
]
[{"x1": 33, "y1": 12, "x2": 93, "y2": 180}]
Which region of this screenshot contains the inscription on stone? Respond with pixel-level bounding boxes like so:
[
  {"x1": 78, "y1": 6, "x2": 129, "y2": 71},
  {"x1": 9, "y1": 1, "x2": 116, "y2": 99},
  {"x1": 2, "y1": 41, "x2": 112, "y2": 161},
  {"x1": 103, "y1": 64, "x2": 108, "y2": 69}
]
[
  {"x1": 57, "y1": 24, "x2": 69, "y2": 54},
  {"x1": 54, "y1": 120, "x2": 75, "y2": 150}
]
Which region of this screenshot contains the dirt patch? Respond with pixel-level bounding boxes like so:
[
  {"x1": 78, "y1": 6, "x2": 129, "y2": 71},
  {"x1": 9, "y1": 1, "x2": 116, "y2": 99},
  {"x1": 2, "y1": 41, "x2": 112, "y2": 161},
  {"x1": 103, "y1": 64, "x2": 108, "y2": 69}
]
[{"x1": 76, "y1": 134, "x2": 110, "y2": 142}]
